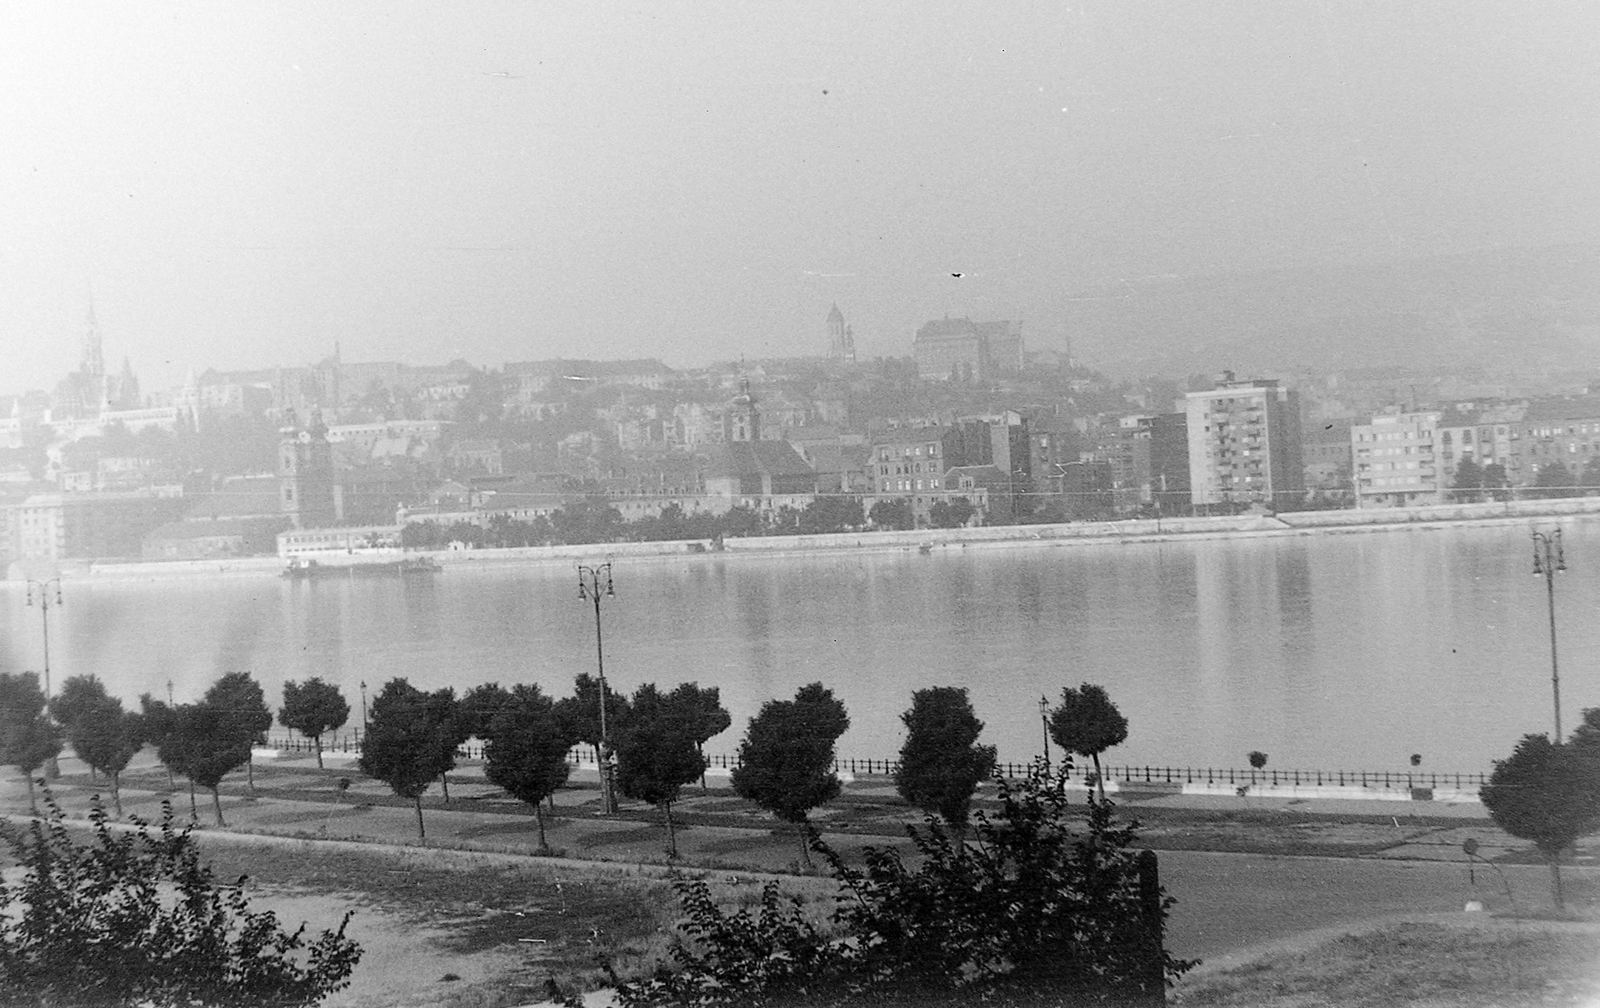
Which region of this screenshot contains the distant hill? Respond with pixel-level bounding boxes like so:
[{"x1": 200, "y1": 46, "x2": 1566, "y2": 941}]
[{"x1": 1065, "y1": 243, "x2": 1600, "y2": 379}]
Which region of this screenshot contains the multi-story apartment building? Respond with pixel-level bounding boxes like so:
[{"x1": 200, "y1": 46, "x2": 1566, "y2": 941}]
[
  {"x1": 6, "y1": 488, "x2": 187, "y2": 563},
  {"x1": 1435, "y1": 403, "x2": 1527, "y2": 489},
  {"x1": 1185, "y1": 374, "x2": 1304, "y2": 509},
  {"x1": 1352, "y1": 411, "x2": 1442, "y2": 507},
  {"x1": 1518, "y1": 394, "x2": 1600, "y2": 490}
]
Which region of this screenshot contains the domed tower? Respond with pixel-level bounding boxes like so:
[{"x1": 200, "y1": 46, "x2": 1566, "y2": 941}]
[{"x1": 727, "y1": 379, "x2": 760, "y2": 443}]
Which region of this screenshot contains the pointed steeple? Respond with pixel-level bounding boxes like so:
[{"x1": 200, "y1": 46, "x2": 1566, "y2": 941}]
[{"x1": 82, "y1": 288, "x2": 104, "y2": 378}]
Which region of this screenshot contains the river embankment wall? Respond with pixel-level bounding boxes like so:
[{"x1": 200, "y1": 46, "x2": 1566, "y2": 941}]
[{"x1": 24, "y1": 494, "x2": 1600, "y2": 583}]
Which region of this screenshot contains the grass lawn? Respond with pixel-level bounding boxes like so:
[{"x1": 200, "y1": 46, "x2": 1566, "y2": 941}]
[
  {"x1": 180, "y1": 833, "x2": 845, "y2": 995},
  {"x1": 1174, "y1": 918, "x2": 1600, "y2": 1007}
]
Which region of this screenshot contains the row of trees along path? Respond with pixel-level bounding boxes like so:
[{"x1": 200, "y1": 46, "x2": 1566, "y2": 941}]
[
  {"x1": 4, "y1": 667, "x2": 1138, "y2": 864},
  {"x1": 358, "y1": 675, "x2": 731, "y2": 852}
]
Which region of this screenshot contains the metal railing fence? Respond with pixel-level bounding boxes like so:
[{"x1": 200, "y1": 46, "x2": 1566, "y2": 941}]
[{"x1": 263, "y1": 734, "x2": 1486, "y2": 789}]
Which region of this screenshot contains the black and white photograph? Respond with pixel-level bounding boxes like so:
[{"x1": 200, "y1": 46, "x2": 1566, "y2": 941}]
[{"x1": 2, "y1": 3, "x2": 1599, "y2": 1006}]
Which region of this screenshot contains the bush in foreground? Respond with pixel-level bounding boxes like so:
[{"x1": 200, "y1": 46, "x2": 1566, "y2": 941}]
[
  {"x1": 617, "y1": 763, "x2": 1196, "y2": 1007},
  {"x1": 0, "y1": 792, "x2": 361, "y2": 1007}
]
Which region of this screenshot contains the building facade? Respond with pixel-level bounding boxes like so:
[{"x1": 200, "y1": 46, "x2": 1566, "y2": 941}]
[
  {"x1": 911, "y1": 318, "x2": 1024, "y2": 382},
  {"x1": 1185, "y1": 374, "x2": 1304, "y2": 509},
  {"x1": 1352, "y1": 411, "x2": 1442, "y2": 507}
]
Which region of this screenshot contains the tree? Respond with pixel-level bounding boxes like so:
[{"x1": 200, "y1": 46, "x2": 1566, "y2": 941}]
[
  {"x1": 928, "y1": 498, "x2": 975, "y2": 528},
  {"x1": 664, "y1": 682, "x2": 731, "y2": 788},
  {"x1": 278, "y1": 678, "x2": 350, "y2": 769},
  {"x1": 617, "y1": 765, "x2": 1196, "y2": 1006},
  {"x1": 482, "y1": 685, "x2": 573, "y2": 852},
  {"x1": 1482, "y1": 462, "x2": 1512, "y2": 501},
  {"x1": 424, "y1": 688, "x2": 467, "y2": 801},
  {"x1": 0, "y1": 673, "x2": 61, "y2": 813},
  {"x1": 166, "y1": 701, "x2": 254, "y2": 827},
  {"x1": 0, "y1": 793, "x2": 361, "y2": 1006},
  {"x1": 49, "y1": 676, "x2": 143, "y2": 818},
  {"x1": 731, "y1": 683, "x2": 849, "y2": 867},
  {"x1": 1533, "y1": 462, "x2": 1580, "y2": 499},
  {"x1": 1048, "y1": 683, "x2": 1128, "y2": 800},
  {"x1": 894, "y1": 687, "x2": 996, "y2": 839},
  {"x1": 869, "y1": 499, "x2": 915, "y2": 531},
  {"x1": 718, "y1": 505, "x2": 766, "y2": 538},
  {"x1": 357, "y1": 679, "x2": 458, "y2": 839},
  {"x1": 550, "y1": 496, "x2": 624, "y2": 544},
  {"x1": 1450, "y1": 457, "x2": 1485, "y2": 503},
  {"x1": 1479, "y1": 730, "x2": 1600, "y2": 909},
  {"x1": 1568, "y1": 707, "x2": 1600, "y2": 752},
  {"x1": 205, "y1": 672, "x2": 272, "y2": 793},
  {"x1": 459, "y1": 682, "x2": 517, "y2": 741},
  {"x1": 616, "y1": 685, "x2": 708, "y2": 858},
  {"x1": 799, "y1": 496, "x2": 865, "y2": 535},
  {"x1": 554, "y1": 672, "x2": 631, "y2": 756}
]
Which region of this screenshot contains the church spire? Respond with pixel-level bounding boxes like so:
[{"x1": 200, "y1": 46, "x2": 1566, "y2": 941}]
[{"x1": 82, "y1": 294, "x2": 105, "y2": 378}]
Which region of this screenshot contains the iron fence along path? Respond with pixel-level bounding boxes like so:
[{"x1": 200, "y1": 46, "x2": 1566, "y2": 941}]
[{"x1": 264, "y1": 733, "x2": 1488, "y2": 791}]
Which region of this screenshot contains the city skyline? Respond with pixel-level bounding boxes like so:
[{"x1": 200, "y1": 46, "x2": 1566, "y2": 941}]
[{"x1": 5, "y1": 3, "x2": 1595, "y2": 395}]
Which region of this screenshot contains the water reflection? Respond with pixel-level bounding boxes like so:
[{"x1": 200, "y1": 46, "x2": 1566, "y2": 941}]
[{"x1": 8, "y1": 522, "x2": 1600, "y2": 771}]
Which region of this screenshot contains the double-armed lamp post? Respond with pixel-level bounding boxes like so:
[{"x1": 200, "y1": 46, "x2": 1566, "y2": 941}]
[
  {"x1": 25, "y1": 578, "x2": 63, "y2": 777},
  {"x1": 578, "y1": 562, "x2": 618, "y2": 815},
  {"x1": 25, "y1": 578, "x2": 62, "y2": 700},
  {"x1": 1531, "y1": 527, "x2": 1566, "y2": 740}
]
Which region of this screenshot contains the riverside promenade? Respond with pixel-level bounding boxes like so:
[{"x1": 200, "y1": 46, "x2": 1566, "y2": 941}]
[{"x1": 46, "y1": 492, "x2": 1600, "y2": 583}]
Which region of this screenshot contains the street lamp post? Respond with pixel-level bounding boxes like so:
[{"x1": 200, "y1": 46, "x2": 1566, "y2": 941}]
[
  {"x1": 1532, "y1": 528, "x2": 1566, "y2": 740},
  {"x1": 25, "y1": 578, "x2": 63, "y2": 778},
  {"x1": 1038, "y1": 695, "x2": 1052, "y2": 771},
  {"x1": 577, "y1": 562, "x2": 618, "y2": 815},
  {"x1": 359, "y1": 680, "x2": 369, "y2": 736}
]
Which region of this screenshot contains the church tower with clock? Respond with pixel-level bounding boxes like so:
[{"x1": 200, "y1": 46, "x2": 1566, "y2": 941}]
[{"x1": 279, "y1": 409, "x2": 337, "y2": 528}]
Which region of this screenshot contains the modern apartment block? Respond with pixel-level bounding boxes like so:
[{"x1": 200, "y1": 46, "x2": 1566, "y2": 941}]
[
  {"x1": 1352, "y1": 410, "x2": 1442, "y2": 507},
  {"x1": 1185, "y1": 374, "x2": 1303, "y2": 508}
]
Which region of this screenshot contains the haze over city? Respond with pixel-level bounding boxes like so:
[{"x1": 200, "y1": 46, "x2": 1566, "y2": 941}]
[{"x1": 5, "y1": 1, "x2": 1597, "y2": 395}]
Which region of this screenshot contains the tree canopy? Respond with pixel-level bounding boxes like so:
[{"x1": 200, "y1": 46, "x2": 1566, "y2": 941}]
[
  {"x1": 868, "y1": 499, "x2": 915, "y2": 531},
  {"x1": 554, "y1": 673, "x2": 631, "y2": 751},
  {"x1": 49, "y1": 676, "x2": 143, "y2": 818},
  {"x1": 616, "y1": 684, "x2": 708, "y2": 858},
  {"x1": 482, "y1": 684, "x2": 573, "y2": 852},
  {"x1": 278, "y1": 678, "x2": 350, "y2": 769},
  {"x1": 893, "y1": 686, "x2": 996, "y2": 835},
  {"x1": 928, "y1": 498, "x2": 976, "y2": 528},
  {"x1": 205, "y1": 672, "x2": 273, "y2": 792},
  {"x1": 0, "y1": 673, "x2": 61, "y2": 812},
  {"x1": 1048, "y1": 683, "x2": 1128, "y2": 796},
  {"x1": 732, "y1": 682, "x2": 850, "y2": 866},
  {"x1": 1479, "y1": 728, "x2": 1600, "y2": 908},
  {"x1": 357, "y1": 678, "x2": 459, "y2": 839}
]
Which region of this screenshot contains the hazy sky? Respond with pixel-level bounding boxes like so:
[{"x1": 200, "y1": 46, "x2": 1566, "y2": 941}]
[{"x1": 3, "y1": 2, "x2": 1597, "y2": 396}]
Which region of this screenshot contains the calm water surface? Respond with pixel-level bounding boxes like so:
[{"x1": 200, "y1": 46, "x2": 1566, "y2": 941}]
[{"x1": 5, "y1": 521, "x2": 1598, "y2": 772}]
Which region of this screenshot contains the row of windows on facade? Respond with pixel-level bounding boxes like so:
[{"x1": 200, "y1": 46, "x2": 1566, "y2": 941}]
[
  {"x1": 1357, "y1": 446, "x2": 1429, "y2": 457},
  {"x1": 1357, "y1": 462, "x2": 1429, "y2": 472},
  {"x1": 876, "y1": 444, "x2": 942, "y2": 462},
  {"x1": 879, "y1": 461, "x2": 941, "y2": 476},
  {"x1": 1361, "y1": 476, "x2": 1431, "y2": 487}
]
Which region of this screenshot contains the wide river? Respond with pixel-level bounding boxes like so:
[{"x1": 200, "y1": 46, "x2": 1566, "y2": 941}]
[{"x1": 5, "y1": 520, "x2": 1599, "y2": 773}]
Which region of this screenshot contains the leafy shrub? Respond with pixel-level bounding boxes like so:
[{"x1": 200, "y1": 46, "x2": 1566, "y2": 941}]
[
  {"x1": 0, "y1": 792, "x2": 361, "y2": 1007},
  {"x1": 617, "y1": 764, "x2": 1196, "y2": 1007}
]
